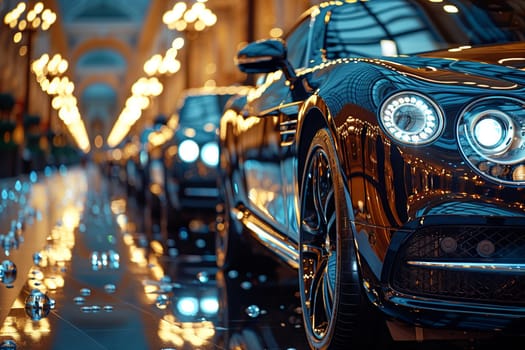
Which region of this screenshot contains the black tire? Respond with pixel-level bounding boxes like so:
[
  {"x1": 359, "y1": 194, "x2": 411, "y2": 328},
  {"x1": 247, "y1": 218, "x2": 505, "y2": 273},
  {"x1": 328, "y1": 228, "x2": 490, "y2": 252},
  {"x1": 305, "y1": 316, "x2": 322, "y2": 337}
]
[{"x1": 299, "y1": 128, "x2": 386, "y2": 349}]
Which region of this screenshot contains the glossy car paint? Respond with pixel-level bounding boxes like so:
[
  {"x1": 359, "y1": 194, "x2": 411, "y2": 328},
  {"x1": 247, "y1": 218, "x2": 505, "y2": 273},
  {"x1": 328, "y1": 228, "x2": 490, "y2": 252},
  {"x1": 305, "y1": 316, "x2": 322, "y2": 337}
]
[{"x1": 218, "y1": 0, "x2": 525, "y2": 346}]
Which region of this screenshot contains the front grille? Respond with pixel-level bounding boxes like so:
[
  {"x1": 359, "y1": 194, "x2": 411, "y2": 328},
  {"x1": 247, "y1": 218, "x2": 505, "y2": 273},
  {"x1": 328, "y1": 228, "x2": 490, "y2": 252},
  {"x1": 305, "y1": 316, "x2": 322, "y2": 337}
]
[{"x1": 391, "y1": 225, "x2": 525, "y2": 305}]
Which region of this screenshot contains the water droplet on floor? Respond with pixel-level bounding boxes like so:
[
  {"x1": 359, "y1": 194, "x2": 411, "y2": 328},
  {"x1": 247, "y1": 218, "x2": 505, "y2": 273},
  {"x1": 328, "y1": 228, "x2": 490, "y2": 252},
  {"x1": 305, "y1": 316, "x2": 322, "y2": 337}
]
[
  {"x1": 32, "y1": 252, "x2": 43, "y2": 266},
  {"x1": 91, "y1": 305, "x2": 101, "y2": 313},
  {"x1": 25, "y1": 289, "x2": 54, "y2": 320},
  {"x1": 81, "y1": 306, "x2": 93, "y2": 313},
  {"x1": 0, "y1": 339, "x2": 16, "y2": 350},
  {"x1": 240, "y1": 281, "x2": 252, "y2": 290},
  {"x1": 0, "y1": 260, "x2": 17, "y2": 285},
  {"x1": 104, "y1": 284, "x2": 116, "y2": 294},
  {"x1": 227, "y1": 270, "x2": 239, "y2": 279},
  {"x1": 80, "y1": 288, "x2": 91, "y2": 296},
  {"x1": 155, "y1": 294, "x2": 169, "y2": 309},
  {"x1": 245, "y1": 304, "x2": 260, "y2": 318},
  {"x1": 103, "y1": 305, "x2": 113, "y2": 312},
  {"x1": 74, "y1": 296, "x2": 85, "y2": 305}
]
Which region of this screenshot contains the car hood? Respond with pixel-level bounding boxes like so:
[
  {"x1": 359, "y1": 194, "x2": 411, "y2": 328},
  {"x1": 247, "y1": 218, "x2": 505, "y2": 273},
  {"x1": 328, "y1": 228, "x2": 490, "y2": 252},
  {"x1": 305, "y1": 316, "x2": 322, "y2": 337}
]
[
  {"x1": 383, "y1": 42, "x2": 525, "y2": 87},
  {"x1": 419, "y1": 42, "x2": 525, "y2": 68}
]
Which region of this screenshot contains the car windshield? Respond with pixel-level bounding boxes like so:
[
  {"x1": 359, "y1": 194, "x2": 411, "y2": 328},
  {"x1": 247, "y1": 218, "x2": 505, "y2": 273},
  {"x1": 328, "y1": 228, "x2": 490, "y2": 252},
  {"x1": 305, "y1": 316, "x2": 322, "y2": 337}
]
[{"x1": 324, "y1": 0, "x2": 525, "y2": 58}]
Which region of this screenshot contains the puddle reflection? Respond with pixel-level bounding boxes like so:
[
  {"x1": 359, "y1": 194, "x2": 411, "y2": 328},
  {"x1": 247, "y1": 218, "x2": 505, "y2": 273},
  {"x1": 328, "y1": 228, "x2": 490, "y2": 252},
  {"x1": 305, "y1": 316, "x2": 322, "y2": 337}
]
[
  {"x1": 0, "y1": 165, "x2": 311, "y2": 349},
  {"x1": 3, "y1": 166, "x2": 516, "y2": 349}
]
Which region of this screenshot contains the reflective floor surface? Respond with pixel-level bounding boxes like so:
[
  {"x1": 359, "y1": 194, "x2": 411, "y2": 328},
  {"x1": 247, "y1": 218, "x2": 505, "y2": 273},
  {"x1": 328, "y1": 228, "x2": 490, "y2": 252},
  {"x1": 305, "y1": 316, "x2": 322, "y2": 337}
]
[{"x1": 0, "y1": 164, "x2": 522, "y2": 349}]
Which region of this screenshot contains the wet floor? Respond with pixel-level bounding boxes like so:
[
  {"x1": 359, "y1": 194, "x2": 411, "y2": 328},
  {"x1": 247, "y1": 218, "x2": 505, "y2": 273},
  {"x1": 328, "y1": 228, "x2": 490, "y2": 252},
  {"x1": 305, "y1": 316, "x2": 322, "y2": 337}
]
[{"x1": 0, "y1": 164, "x2": 521, "y2": 349}]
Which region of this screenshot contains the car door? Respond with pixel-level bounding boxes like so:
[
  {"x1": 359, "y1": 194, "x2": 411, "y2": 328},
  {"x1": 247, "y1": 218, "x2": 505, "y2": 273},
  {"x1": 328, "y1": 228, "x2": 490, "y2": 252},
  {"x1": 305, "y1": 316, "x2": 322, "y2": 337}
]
[
  {"x1": 236, "y1": 71, "x2": 291, "y2": 233},
  {"x1": 237, "y1": 17, "x2": 312, "y2": 238}
]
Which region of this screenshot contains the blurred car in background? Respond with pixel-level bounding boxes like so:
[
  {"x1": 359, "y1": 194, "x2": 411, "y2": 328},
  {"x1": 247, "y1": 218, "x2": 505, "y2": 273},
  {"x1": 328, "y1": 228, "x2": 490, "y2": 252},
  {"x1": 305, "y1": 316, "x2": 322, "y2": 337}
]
[
  {"x1": 145, "y1": 87, "x2": 248, "y2": 247},
  {"x1": 216, "y1": 0, "x2": 525, "y2": 349}
]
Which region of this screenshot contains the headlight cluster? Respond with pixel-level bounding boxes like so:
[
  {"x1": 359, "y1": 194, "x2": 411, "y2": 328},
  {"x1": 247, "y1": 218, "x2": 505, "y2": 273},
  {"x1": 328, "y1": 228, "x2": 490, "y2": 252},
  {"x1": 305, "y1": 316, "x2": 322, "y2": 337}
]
[
  {"x1": 178, "y1": 140, "x2": 219, "y2": 167},
  {"x1": 176, "y1": 295, "x2": 219, "y2": 317},
  {"x1": 379, "y1": 91, "x2": 444, "y2": 145},
  {"x1": 457, "y1": 97, "x2": 525, "y2": 186}
]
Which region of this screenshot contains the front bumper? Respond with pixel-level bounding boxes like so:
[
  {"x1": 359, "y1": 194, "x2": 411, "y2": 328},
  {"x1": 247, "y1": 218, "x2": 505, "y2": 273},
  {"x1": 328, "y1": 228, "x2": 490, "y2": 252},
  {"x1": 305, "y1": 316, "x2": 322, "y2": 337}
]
[{"x1": 372, "y1": 217, "x2": 525, "y2": 335}]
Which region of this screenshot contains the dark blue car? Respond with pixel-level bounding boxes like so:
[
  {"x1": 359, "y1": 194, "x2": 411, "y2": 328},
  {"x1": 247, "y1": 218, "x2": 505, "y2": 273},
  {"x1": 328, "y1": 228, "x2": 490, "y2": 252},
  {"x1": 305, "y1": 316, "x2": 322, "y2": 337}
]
[{"x1": 216, "y1": 1, "x2": 525, "y2": 348}]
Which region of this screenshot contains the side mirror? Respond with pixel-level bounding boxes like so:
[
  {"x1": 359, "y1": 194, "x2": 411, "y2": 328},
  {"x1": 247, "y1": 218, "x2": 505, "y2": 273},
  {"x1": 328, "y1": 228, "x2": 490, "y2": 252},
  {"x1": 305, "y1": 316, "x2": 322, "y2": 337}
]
[{"x1": 235, "y1": 38, "x2": 288, "y2": 74}]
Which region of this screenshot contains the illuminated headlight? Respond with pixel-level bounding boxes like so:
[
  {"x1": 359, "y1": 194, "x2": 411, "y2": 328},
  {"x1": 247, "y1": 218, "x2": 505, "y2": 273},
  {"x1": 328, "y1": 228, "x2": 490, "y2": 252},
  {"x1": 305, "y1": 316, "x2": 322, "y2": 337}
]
[
  {"x1": 200, "y1": 296, "x2": 219, "y2": 314},
  {"x1": 379, "y1": 91, "x2": 444, "y2": 145},
  {"x1": 471, "y1": 110, "x2": 513, "y2": 154},
  {"x1": 200, "y1": 142, "x2": 219, "y2": 167},
  {"x1": 474, "y1": 116, "x2": 506, "y2": 149},
  {"x1": 457, "y1": 97, "x2": 525, "y2": 185},
  {"x1": 178, "y1": 139, "x2": 199, "y2": 163},
  {"x1": 176, "y1": 297, "x2": 199, "y2": 316}
]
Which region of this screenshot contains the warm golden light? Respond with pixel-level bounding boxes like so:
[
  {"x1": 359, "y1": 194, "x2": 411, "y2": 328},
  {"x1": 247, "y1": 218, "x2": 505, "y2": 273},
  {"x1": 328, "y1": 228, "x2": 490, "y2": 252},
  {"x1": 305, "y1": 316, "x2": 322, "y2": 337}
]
[
  {"x1": 162, "y1": 0, "x2": 217, "y2": 32},
  {"x1": 269, "y1": 27, "x2": 283, "y2": 38},
  {"x1": 32, "y1": 51, "x2": 91, "y2": 153},
  {"x1": 94, "y1": 134, "x2": 104, "y2": 148},
  {"x1": 443, "y1": 4, "x2": 459, "y2": 13},
  {"x1": 107, "y1": 1, "x2": 217, "y2": 148},
  {"x1": 4, "y1": 1, "x2": 57, "y2": 44}
]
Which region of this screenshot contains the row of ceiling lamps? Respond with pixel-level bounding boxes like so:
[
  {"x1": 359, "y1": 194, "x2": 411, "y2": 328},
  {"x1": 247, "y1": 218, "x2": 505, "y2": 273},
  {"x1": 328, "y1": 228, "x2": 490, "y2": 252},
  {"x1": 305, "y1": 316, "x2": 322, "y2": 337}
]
[
  {"x1": 106, "y1": 1, "x2": 216, "y2": 148},
  {"x1": 3, "y1": 1, "x2": 91, "y2": 153},
  {"x1": 32, "y1": 54, "x2": 90, "y2": 153}
]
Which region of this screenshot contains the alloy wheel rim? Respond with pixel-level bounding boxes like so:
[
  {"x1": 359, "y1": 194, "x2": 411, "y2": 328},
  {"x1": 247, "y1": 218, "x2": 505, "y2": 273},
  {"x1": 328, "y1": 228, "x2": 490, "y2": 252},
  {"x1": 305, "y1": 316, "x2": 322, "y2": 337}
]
[{"x1": 300, "y1": 147, "x2": 338, "y2": 340}]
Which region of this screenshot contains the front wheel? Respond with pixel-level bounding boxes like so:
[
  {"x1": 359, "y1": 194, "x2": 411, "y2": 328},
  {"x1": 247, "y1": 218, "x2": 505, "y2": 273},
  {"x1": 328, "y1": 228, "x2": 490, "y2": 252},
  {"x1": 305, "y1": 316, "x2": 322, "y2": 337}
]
[{"x1": 299, "y1": 128, "x2": 385, "y2": 349}]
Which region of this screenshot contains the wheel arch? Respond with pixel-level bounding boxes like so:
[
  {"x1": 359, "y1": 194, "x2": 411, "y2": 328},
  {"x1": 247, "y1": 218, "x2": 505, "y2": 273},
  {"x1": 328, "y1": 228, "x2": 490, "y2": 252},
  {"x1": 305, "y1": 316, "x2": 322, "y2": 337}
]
[
  {"x1": 297, "y1": 95, "x2": 325, "y2": 180},
  {"x1": 296, "y1": 95, "x2": 341, "y2": 184}
]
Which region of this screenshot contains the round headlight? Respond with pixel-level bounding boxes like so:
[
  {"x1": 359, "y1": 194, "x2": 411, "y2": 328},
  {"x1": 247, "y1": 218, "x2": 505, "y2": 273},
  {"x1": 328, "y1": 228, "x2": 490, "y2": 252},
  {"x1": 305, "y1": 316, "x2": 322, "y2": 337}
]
[
  {"x1": 469, "y1": 110, "x2": 513, "y2": 156},
  {"x1": 200, "y1": 296, "x2": 219, "y2": 314},
  {"x1": 474, "y1": 117, "x2": 504, "y2": 148},
  {"x1": 379, "y1": 91, "x2": 444, "y2": 145},
  {"x1": 200, "y1": 141, "x2": 219, "y2": 167},
  {"x1": 457, "y1": 97, "x2": 525, "y2": 186},
  {"x1": 178, "y1": 139, "x2": 199, "y2": 163},
  {"x1": 176, "y1": 297, "x2": 199, "y2": 316}
]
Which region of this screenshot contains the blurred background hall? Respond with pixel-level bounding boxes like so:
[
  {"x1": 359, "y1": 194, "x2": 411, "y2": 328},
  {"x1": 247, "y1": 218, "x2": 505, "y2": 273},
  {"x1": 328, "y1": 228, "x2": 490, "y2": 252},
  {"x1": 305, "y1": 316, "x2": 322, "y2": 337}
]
[{"x1": 0, "y1": 0, "x2": 315, "y2": 174}]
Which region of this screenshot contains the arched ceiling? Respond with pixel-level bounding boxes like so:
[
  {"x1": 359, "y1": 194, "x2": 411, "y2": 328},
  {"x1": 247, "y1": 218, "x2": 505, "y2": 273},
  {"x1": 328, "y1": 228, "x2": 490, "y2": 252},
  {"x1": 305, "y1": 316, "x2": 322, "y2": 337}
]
[{"x1": 55, "y1": 0, "x2": 152, "y2": 141}]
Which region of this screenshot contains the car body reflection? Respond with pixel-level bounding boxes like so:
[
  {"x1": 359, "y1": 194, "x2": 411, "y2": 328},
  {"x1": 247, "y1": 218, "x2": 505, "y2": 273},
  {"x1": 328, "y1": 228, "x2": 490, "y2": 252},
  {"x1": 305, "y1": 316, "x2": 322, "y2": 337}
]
[{"x1": 216, "y1": 1, "x2": 525, "y2": 349}]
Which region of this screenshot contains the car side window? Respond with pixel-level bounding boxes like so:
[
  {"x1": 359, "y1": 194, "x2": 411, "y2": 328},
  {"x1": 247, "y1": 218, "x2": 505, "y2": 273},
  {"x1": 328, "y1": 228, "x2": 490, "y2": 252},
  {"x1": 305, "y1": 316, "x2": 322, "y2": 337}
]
[
  {"x1": 285, "y1": 19, "x2": 311, "y2": 69},
  {"x1": 324, "y1": 0, "x2": 443, "y2": 58}
]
